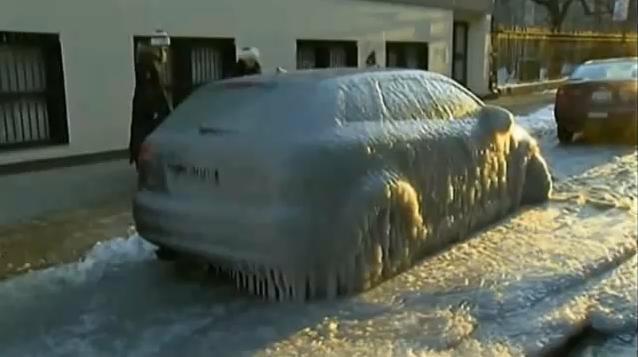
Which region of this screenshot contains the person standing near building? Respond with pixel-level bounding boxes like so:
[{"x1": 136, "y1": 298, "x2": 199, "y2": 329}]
[
  {"x1": 233, "y1": 47, "x2": 262, "y2": 77},
  {"x1": 129, "y1": 30, "x2": 173, "y2": 168}
]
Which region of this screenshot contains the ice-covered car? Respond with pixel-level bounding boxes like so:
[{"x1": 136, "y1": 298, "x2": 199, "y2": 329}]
[{"x1": 133, "y1": 68, "x2": 552, "y2": 301}]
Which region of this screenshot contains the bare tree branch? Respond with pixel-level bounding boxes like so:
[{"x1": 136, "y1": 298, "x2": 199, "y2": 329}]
[
  {"x1": 530, "y1": 0, "x2": 577, "y2": 31},
  {"x1": 579, "y1": 0, "x2": 615, "y2": 15}
]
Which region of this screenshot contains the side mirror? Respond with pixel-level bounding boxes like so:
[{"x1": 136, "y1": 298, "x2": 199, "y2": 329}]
[{"x1": 478, "y1": 105, "x2": 514, "y2": 134}]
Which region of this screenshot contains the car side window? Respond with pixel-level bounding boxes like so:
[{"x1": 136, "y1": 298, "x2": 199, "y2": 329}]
[
  {"x1": 337, "y1": 75, "x2": 482, "y2": 123},
  {"x1": 337, "y1": 81, "x2": 383, "y2": 123},
  {"x1": 378, "y1": 78, "x2": 443, "y2": 121},
  {"x1": 377, "y1": 77, "x2": 481, "y2": 121},
  {"x1": 432, "y1": 79, "x2": 483, "y2": 119}
]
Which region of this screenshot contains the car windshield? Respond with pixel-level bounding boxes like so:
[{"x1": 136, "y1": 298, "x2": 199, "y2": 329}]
[{"x1": 569, "y1": 61, "x2": 638, "y2": 80}]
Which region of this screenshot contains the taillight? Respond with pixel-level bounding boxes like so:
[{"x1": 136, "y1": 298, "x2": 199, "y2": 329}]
[
  {"x1": 557, "y1": 87, "x2": 585, "y2": 102},
  {"x1": 138, "y1": 142, "x2": 153, "y2": 164},
  {"x1": 618, "y1": 86, "x2": 637, "y2": 102},
  {"x1": 136, "y1": 142, "x2": 167, "y2": 192}
]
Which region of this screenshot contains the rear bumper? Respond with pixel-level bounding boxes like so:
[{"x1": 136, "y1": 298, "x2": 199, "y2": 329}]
[
  {"x1": 555, "y1": 108, "x2": 637, "y2": 134},
  {"x1": 133, "y1": 191, "x2": 304, "y2": 265}
]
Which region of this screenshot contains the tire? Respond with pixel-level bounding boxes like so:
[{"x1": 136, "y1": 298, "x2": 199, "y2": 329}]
[
  {"x1": 154, "y1": 245, "x2": 179, "y2": 261},
  {"x1": 557, "y1": 125, "x2": 573, "y2": 144}
]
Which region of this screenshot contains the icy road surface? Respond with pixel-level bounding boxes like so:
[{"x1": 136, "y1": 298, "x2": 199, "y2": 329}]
[{"x1": 0, "y1": 105, "x2": 636, "y2": 356}]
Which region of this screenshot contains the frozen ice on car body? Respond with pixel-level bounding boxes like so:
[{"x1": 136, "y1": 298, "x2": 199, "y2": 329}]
[{"x1": 133, "y1": 68, "x2": 553, "y2": 301}]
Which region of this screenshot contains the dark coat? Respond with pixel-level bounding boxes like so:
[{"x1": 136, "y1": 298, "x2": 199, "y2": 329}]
[
  {"x1": 233, "y1": 59, "x2": 262, "y2": 77},
  {"x1": 129, "y1": 53, "x2": 172, "y2": 165}
]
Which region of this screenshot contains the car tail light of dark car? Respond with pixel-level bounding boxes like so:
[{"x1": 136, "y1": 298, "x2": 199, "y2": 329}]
[
  {"x1": 618, "y1": 85, "x2": 637, "y2": 103},
  {"x1": 557, "y1": 86, "x2": 582, "y2": 101}
]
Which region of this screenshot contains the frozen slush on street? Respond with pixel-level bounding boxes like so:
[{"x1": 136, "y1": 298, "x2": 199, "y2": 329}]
[{"x1": 133, "y1": 69, "x2": 553, "y2": 301}]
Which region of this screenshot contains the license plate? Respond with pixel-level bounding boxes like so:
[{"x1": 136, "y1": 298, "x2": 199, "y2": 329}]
[
  {"x1": 166, "y1": 162, "x2": 220, "y2": 188},
  {"x1": 588, "y1": 112, "x2": 608, "y2": 119},
  {"x1": 591, "y1": 90, "x2": 612, "y2": 102}
]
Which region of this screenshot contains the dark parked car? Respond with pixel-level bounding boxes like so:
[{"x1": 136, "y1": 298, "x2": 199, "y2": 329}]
[
  {"x1": 133, "y1": 68, "x2": 552, "y2": 301},
  {"x1": 554, "y1": 57, "x2": 638, "y2": 143}
]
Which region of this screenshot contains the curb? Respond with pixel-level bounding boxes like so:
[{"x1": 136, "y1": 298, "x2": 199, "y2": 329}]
[{"x1": 498, "y1": 79, "x2": 566, "y2": 97}]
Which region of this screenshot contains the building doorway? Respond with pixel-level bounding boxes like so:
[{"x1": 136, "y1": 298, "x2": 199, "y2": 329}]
[
  {"x1": 132, "y1": 36, "x2": 235, "y2": 107},
  {"x1": 452, "y1": 21, "x2": 469, "y2": 85}
]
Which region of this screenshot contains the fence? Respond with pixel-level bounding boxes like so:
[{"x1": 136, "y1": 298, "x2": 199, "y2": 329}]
[
  {"x1": 0, "y1": 32, "x2": 68, "y2": 151},
  {"x1": 493, "y1": 27, "x2": 638, "y2": 85}
]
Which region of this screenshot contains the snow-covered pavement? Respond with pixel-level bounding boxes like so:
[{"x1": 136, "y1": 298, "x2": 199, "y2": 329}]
[{"x1": 0, "y1": 105, "x2": 636, "y2": 356}]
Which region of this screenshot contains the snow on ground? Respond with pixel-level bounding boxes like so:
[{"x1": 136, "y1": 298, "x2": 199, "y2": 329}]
[
  {"x1": 514, "y1": 104, "x2": 556, "y2": 137},
  {"x1": 0, "y1": 105, "x2": 636, "y2": 356}
]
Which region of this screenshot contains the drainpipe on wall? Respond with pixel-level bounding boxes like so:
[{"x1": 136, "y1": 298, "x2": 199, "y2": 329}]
[{"x1": 488, "y1": 15, "x2": 500, "y2": 98}]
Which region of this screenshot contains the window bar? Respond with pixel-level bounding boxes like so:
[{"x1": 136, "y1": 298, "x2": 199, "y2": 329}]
[
  {"x1": 1, "y1": 102, "x2": 7, "y2": 144},
  {"x1": 24, "y1": 52, "x2": 35, "y2": 142},
  {"x1": 18, "y1": 49, "x2": 30, "y2": 142},
  {"x1": 208, "y1": 48, "x2": 214, "y2": 81},
  {"x1": 201, "y1": 47, "x2": 207, "y2": 83},
  {"x1": 31, "y1": 51, "x2": 42, "y2": 140},
  {"x1": 206, "y1": 47, "x2": 212, "y2": 82},
  {"x1": 38, "y1": 54, "x2": 47, "y2": 140},
  {"x1": 10, "y1": 48, "x2": 22, "y2": 143},
  {"x1": 193, "y1": 47, "x2": 199, "y2": 84},
  {"x1": 198, "y1": 47, "x2": 204, "y2": 83},
  {"x1": 40, "y1": 98, "x2": 49, "y2": 140},
  {"x1": 0, "y1": 52, "x2": 8, "y2": 144}
]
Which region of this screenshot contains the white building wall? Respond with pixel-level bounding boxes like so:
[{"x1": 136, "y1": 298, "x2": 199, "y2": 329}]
[
  {"x1": 0, "y1": 0, "x2": 490, "y2": 165},
  {"x1": 466, "y1": 15, "x2": 492, "y2": 96}
]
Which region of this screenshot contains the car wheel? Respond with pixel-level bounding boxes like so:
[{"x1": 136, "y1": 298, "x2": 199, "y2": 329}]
[
  {"x1": 350, "y1": 178, "x2": 427, "y2": 293},
  {"x1": 557, "y1": 125, "x2": 573, "y2": 144},
  {"x1": 155, "y1": 245, "x2": 179, "y2": 261}
]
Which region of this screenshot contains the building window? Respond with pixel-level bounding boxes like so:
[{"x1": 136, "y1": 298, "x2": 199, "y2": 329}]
[
  {"x1": 452, "y1": 22, "x2": 469, "y2": 85},
  {"x1": 386, "y1": 42, "x2": 429, "y2": 70},
  {"x1": 296, "y1": 40, "x2": 358, "y2": 69},
  {"x1": 0, "y1": 31, "x2": 68, "y2": 150},
  {"x1": 133, "y1": 36, "x2": 236, "y2": 107}
]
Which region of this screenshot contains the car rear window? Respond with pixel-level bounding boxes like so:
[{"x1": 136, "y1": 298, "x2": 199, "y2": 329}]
[
  {"x1": 160, "y1": 81, "x2": 313, "y2": 132},
  {"x1": 570, "y1": 61, "x2": 638, "y2": 81}
]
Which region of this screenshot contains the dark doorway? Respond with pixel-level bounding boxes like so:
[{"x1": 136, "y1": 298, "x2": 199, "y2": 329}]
[
  {"x1": 452, "y1": 21, "x2": 469, "y2": 85},
  {"x1": 132, "y1": 36, "x2": 236, "y2": 107}
]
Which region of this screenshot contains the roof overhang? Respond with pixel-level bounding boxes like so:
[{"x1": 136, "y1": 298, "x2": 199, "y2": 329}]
[{"x1": 365, "y1": 0, "x2": 494, "y2": 13}]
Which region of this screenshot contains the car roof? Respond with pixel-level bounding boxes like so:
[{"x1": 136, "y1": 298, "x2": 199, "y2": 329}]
[
  {"x1": 582, "y1": 57, "x2": 638, "y2": 65},
  {"x1": 214, "y1": 67, "x2": 450, "y2": 86}
]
